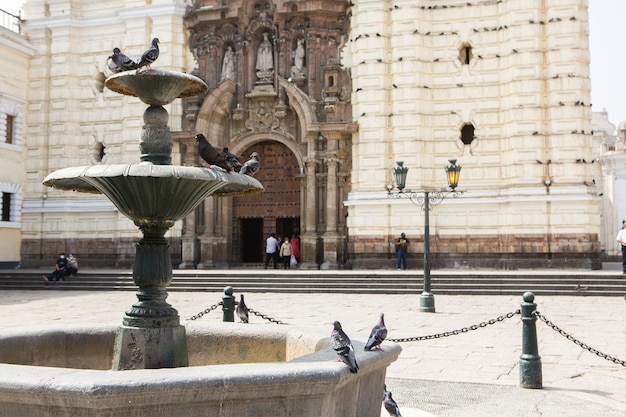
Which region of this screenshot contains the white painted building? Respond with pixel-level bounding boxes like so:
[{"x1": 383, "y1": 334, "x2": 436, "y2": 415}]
[{"x1": 12, "y1": 0, "x2": 612, "y2": 269}]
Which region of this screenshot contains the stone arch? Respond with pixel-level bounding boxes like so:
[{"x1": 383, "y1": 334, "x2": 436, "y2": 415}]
[
  {"x1": 195, "y1": 79, "x2": 237, "y2": 146},
  {"x1": 277, "y1": 76, "x2": 318, "y2": 139},
  {"x1": 230, "y1": 131, "x2": 304, "y2": 172}
]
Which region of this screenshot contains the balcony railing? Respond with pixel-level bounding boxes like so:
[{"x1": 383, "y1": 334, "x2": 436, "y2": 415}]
[{"x1": 0, "y1": 8, "x2": 21, "y2": 34}]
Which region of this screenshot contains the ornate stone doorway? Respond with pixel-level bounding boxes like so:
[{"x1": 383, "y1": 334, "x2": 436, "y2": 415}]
[{"x1": 232, "y1": 140, "x2": 301, "y2": 264}]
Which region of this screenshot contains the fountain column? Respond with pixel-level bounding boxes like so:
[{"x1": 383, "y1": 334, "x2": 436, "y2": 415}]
[{"x1": 112, "y1": 86, "x2": 186, "y2": 370}]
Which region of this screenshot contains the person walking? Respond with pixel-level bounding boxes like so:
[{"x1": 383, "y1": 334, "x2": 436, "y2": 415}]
[
  {"x1": 264, "y1": 233, "x2": 280, "y2": 269},
  {"x1": 279, "y1": 236, "x2": 293, "y2": 269},
  {"x1": 291, "y1": 234, "x2": 300, "y2": 263},
  {"x1": 616, "y1": 223, "x2": 626, "y2": 274},
  {"x1": 395, "y1": 232, "x2": 409, "y2": 270}
]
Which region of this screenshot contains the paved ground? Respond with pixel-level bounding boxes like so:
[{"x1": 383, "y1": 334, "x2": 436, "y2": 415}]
[{"x1": 1, "y1": 269, "x2": 625, "y2": 416}]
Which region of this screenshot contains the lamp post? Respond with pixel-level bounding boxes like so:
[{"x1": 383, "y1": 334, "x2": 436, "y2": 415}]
[{"x1": 389, "y1": 159, "x2": 462, "y2": 312}]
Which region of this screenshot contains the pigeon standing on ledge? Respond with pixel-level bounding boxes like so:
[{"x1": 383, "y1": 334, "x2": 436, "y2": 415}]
[
  {"x1": 136, "y1": 38, "x2": 160, "y2": 70},
  {"x1": 236, "y1": 294, "x2": 249, "y2": 323},
  {"x1": 364, "y1": 312, "x2": 388, "y2": 351},
  {"x1": 108, "y1": 47, "x2": 137, "y2": 73},
  {"x1": 239, "y1": 152, "x2": 260, "y2": 177},
  {"x1": 196, "y1": 133, "x2": 231, "y2": 171},
  {"x1": 331, "y1": 321, "x2": 359, "y2": 373}
]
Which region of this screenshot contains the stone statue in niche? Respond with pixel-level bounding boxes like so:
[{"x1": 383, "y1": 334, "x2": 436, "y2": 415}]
[
  {"x1": 220, "y1": 46, "x2": 235, "y2": 82},
  {"x1": 291, "y1": 38, "x2": 306, "y2": 78},
  {"x1": 255, "y1": 32, "x2": 274, "y2": 82}
]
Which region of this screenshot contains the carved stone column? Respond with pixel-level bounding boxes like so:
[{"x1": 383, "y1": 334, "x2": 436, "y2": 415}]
[
  {"x1": 178, "y1": 209, "x2": 197, "y2": 269},
  {"x1": 197, "y1": 198, "x2": 216, "y2": 269},
  {"x1": 321, "y1": 157, "x2": 340, "y2": 269},
  {"x1": 300, "y1": 157, "x2": 319, "y2": 270}
]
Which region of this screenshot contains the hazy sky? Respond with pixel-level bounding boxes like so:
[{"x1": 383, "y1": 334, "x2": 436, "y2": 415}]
[{"x1": 0, "y1": 1, "x2": 623, "y2": 129}]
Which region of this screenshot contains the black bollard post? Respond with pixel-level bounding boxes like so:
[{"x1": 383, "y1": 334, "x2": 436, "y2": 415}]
[
  {"x1": 519, "y1": 291, "x2": 542, "y2": 389},
  {"x1": 222, "y1": 286, "x2": 235, "y2": 322}
]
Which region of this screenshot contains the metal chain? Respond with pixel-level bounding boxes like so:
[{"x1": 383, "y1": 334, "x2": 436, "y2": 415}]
[
  {"x1": 248, "y1": 307, "x2": 288, "y2": 325},
  {"x1": 534, "y1": 311, "x2": 626, "y2": 367},
  {"x1": 187, "y1": 302, "x2": 223, "y2": 321},
  {"x1": 388, "y1": 310, "x2": 521, "y2": 343}
]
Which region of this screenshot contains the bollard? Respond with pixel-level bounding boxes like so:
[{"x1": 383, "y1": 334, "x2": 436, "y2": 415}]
[
  {"x1": 519, "y1": 291, "x2": 542, "y2": 389},
  {"x1": 222, "y1": 286, "x2": 235, "y2": 322}
]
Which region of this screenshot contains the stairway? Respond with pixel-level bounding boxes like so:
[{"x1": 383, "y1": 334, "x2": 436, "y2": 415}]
[{"x1": 1, "y1": 268, "x2": 625, "y2": 296}]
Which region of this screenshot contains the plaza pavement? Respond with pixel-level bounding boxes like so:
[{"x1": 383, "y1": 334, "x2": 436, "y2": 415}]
[{"x1": 0, "y1": 268, "x2": 625, "y2": 416}]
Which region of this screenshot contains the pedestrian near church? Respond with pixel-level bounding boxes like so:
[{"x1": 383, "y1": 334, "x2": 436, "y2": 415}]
[
  {"x1": 264, "y1": 233, "x2": 280, "y2": 269},
  {"x1": 616, "y1": 223, "x2": 626, "y2": 274},
  {"x1": 279, "y1": 236, "x2": 293, "y2": 269},
  {"x1": 42, "y1": 252, "x2": 68, "y2": 282},
  {"x1": 395, "y1": 232, "x2": 409, "y2": 270}
]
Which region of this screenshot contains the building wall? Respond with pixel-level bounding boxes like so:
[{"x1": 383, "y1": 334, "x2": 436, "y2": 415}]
[
  {"x1": 15, "y1": 0, "x2": 605, "y2": 269},
  {"x1": 19, "y1": 0, "x2": 192, "y2": 267},
  {"x1": 343, "y1": 0, "x2": 601, "y2": 268},
  {"x1": 0, "y1": 17, "x2": 35, "y2": 268}
]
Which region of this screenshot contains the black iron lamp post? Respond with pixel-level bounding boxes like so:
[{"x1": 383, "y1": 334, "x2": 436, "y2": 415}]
[{"x1": 389, "y1": 159, "x2": 462, "y2": 312}]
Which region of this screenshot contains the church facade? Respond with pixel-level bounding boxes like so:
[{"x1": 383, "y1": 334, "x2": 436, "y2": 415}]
[{"x1": 17, "y1": 0, "x2": 605, "y2": 269}]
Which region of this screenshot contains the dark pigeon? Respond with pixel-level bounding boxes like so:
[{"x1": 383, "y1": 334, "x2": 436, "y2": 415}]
[
  {"x1": 221, "y1": 147, "x2": 243, "y2": 172},
  {"x1": 136, "y1": 38, "x2": 160, "y2": 70},
  {"x1": 383, "y1": 387, "x2": 402, "y2": 417},
  {"x1": 364, "y1": 312, "x2": 388, "y2": 351},
  {"x1": 109, "y1": 47, "x2": 137, "y2": 72},
  {"x1": 196, "y1": 134, "x2": 231, "y2": 171},
  {"x1": 331, "y1": 321, "x2": 359, "y2": 373},
  {"x1": 239, "y1": 152, "x2": 260, "y2": 177},
  {"x1": 236, "y1": 294, "x2": 249, "y2": 323}
]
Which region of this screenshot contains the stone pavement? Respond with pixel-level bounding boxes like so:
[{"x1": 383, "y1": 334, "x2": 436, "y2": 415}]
[{"x1": 0, "y1": 270, "x2": 625, "y2": 416}]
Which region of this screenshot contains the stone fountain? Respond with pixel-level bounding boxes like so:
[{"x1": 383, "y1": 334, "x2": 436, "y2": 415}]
[{"x1": 0, "y1": 69, "x2": 400, "y2": 416}]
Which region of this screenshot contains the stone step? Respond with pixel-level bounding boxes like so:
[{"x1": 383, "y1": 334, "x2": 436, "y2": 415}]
[{"x1": 1, "y1": 270, "x2": 624, "y2": 296}]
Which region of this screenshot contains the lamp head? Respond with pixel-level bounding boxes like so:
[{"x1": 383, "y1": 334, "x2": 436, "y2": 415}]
[
  {"x1": 393, "y1": 161, "x2": 409, "y2": 192},
  {"x1": 445, "y1": 159, "x2": 461, "y2": 190}
]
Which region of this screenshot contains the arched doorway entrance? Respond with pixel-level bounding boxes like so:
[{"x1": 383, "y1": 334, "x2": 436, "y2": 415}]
[{"x1": 232, "y1": 140, "x2": 301, "y2": 263}]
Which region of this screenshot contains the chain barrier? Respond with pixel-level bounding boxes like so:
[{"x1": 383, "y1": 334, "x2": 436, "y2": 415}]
[
  {"x1": 187, "y1": 301, "x2": 287, "y2": 325},
  {"x1": 388, "y1": 310, "x2": 521, "y2": 343},
  {"x1": 188, "y1": 302, "x2": 223, "y2": 321},
  {"x1": 248, "y1": 307, "x2": 288, "y2": 325},
  {"x1": 534, "y1": 311, "x2": 626, "y2": 367}
]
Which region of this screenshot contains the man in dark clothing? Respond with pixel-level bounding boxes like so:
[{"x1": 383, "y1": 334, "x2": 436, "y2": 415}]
[{"x1": 395, "y1": 233, "x2": 409, "y2": 270}]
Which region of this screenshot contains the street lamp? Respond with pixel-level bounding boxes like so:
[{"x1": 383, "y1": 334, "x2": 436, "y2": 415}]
[{"x1": 389, "y1": 159, "x2": 462, "y2": 312}]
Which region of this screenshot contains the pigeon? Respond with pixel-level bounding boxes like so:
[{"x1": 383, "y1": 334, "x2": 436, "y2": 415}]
[
  {"x1": 196, "y1": 133, "x2": 231, "y2": 171},
  {"x1": 239, "y1": 152, "x2": 260, "y2": 177},
  {"x1": 383, "y1": 387, "x2": 403, "y2": 417},
  {"x1": 109, "y1": 47, "x2": 137, "y2": 72},
  {"x1": 331, "y1": 321, "x2": 359, "y2": 373},
  {"x1": 221, "y1": 147, "x2": 243, "y2": 172},
  {"x1": 364, "y1": 312, "x2": 388, "y2": 351},
  {"x1": 236, "y1": 294, "x2": 249, "y2": 323},
  {"x1": 136, "y1": 38, "x2": 160, "y2": 70}
]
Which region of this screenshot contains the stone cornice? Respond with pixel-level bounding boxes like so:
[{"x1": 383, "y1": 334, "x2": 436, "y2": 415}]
[
  {"x1": 0, "y1": 27, "x2": 35, "y2": 56},
  {"x1": 24, "y1": 3, "x2": 186, "y2": 31}
]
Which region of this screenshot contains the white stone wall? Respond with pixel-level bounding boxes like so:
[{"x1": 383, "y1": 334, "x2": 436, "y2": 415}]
[
  {"x1": 20, "y1": 0, "x2": 193, "y2": 255},
  {"x1": 0, "y1": 23, "x2": 35, "y2": 265},
  {"x1": 344, "y1": 0, "x2": 600, "y2": 258}
]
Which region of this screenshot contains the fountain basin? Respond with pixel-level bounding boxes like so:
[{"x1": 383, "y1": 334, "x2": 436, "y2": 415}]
[
  {"x1": 0, "y1": 323, "x2": 401, "y2": 417},
  {"x1": 43, "y1": 163, "x2": 263, "y2": 221}
]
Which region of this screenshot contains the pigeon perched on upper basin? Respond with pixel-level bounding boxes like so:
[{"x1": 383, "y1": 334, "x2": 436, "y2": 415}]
[
  {"x1": 239, "y1": 152, "x2": 260, "y2": 177},
  {"x1": 109, "y1": 47, "x2": 138, "y2": 73},
  {"x1": 136, "y1": 38, "x2": 160, "y2": 70}
]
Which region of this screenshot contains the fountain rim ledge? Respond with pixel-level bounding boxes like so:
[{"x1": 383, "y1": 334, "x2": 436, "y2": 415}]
[
  {"x1": 0, "y1": 322, "x2": 402, "y2": 407},
  {"x1": 43, "y1": 163, "x2": 264, "y2": 197}
]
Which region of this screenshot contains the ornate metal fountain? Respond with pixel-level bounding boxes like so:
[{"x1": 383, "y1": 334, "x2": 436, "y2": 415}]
[{"x1": 43, "y1": 69, "x2": 263, "y2": 369}]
